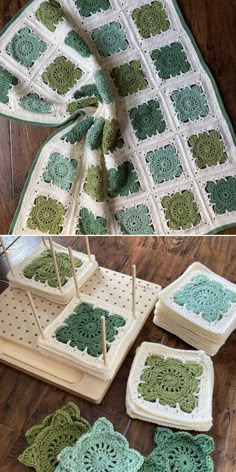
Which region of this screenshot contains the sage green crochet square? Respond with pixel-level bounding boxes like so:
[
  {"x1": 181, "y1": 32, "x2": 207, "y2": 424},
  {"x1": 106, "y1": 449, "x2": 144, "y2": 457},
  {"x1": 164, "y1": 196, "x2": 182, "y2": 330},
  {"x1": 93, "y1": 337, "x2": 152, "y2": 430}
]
[
  {"x1": 43, "y1": 153, "x2": 77, "y2": 191},
  {"x1": 146, "y1": 145, "x2": 183, "y2": 184},
  {"x1": 129, "y1": 100, "x2": 166, "y2": 140},
  {"x1": 162, "y1": 190, "x2": 201, "y2": 230},
  {"x1": 92, "y1": 22, "x2": 129, "y2": 57},
  {"x1": 108, "y1": 161, "x2": 140, "y2": 198},
  {"x1": 111, "y1": 60, "x2": 148, "y2": 97},
  {"x1": 36, "y1": 0, "x2": 64, "y2": 32},
  {"x1": 42, "y1": 56, "x2": 82, "y2": 95},
  {"x1": 27, "y1": 196, "x2": 65, "y2": 234},
  {"x1": 116, "y1": 205, "x2": 154, "y2": 235},
  {"x1": 0, "y1": 65, "x2": 18, "y2": 104},
  {"x1": 132, "y1": 1, "x2": 170, "y2": 39},
  {"x1": 188, "y1": 130, "x2": 228, "y2": 169},
  {"x1": 76, "y1": 208, "x2": 108, "y2": 235},
  {"x1": 74, "y1": 0, "x2": 110, "y2": 17},
  {"x1": 206, "y1": 177, "x2": 236, "y2": 214},
  {"x1": 6, "y1": 28, "x2": 47, "y2": 69},
  {"x1": 151, "y1": 42, "x2": 191, "y2": 80}
]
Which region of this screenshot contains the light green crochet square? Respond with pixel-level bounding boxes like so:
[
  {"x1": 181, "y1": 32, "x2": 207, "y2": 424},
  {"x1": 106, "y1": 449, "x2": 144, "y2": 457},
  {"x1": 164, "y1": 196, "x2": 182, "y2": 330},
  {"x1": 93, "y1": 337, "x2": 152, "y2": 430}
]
[
  {"x1": 132, "y1": 1, "x2": 170, "y2": 39},
  {"x1": 162, "y1": 191, "x2": 201, "y2": 230},
  {"x1": 27, "y1": 196, "x2": 65, "y2": 234},
  {"x1": 42, "y1": 56, "x2": 82, "y2": 95},
  {"x1": 111, "y1": 60, "x2": 148, "y2": 97},
  {"x1": 36, "y1": 0, "x2": 64, "y2": 32},
  {"x1": 188, "y1": 130, "x2": 228, "y2": 169}
]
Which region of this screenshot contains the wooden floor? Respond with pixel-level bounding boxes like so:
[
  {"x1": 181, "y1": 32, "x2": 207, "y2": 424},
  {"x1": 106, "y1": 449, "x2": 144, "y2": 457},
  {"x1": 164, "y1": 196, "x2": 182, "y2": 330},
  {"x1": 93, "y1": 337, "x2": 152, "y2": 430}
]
[
  {"x1": 0, "y1": 236, "x2": 235, "y2": 471},
  {"x1": 0, "y1": 0, "x2": 236, "y2": 234}
]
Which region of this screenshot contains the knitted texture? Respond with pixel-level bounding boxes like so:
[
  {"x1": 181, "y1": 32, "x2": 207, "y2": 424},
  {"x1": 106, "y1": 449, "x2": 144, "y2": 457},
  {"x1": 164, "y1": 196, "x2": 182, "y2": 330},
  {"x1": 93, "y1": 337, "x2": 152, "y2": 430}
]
[
  {"x1": 54, "y1": 301, "x2": 126, "y2": 356},
  {"x1": 19, "y1": 403, "x2": 90, "y2": 472},
  {"x1": 55, "y1": 417, "x2": 144, "y2": 471},
  {"x1": 140, "y1": 427, "x2": 214, "y2": 471},
  {"x1": 23, "y1": 249, "x2": 82, "y2": 287}
]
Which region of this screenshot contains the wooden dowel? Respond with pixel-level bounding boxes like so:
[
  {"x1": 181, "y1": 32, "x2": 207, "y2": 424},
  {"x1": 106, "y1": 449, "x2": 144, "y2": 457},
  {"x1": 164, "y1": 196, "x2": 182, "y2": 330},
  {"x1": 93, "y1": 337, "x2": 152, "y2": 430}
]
[
  {"x1": 0, "y1": 237, "x2": 15, "y2": 276},
  {"x1": 27, "y1": 291, "x2": 45, "y2": 340},
  {"x1": 101, "y1": 316, "x2": 108, "y2": 366},
  {"x1": 132, "y1": 264, "x2": 136, "y2": 319},
  {"x1": 42, "y1": 236, "x2": 47, "y2": 248},
  {"x1": 85, "y1": 236, "x2": 92, "y2": 262},
  {"x1": 68, "y1": 246, "x2": 80, "y2": 298},
  {"x1": 48, "y1": 237, "x2": 63, "y2": 293}
]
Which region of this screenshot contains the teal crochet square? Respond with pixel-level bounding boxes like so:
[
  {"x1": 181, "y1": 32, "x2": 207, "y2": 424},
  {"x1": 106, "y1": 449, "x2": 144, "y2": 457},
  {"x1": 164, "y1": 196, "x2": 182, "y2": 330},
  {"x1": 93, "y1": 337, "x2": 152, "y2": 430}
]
[
  {"x1": 6, "y1": 27, "x2": 47, "y2": 68},
  {"x1": 171, "y1": 85, "x2": 209, "y2": 123},
  {"x1": 92, "y1": 22, "x2": 129, "y2": 57},
  {"x1": 65, "y1": 31, "x2": 92, "y2": 58},
  {"x1": 74, "y1": 0, "x2": 110, "y2": 17},
  {"x1": 206, "y1": 177, "x2": 236, "y2": 214},
  {"x1": 173, "y1": 274, "x2": 236, "y2": 322},
  {"x1": 132, "y1": 1, "x2": 170, "y2": 39},
  {"x1": 151, "y1": 42, "x2": 191, "y2": 80},
  {"x1": 116, "y1": 205, "x2": 154, "y2": 235},
  {"x1": 108, "y1": 161, "x2": 140, "y2": 197},
  {"x1": 77, "y1": 208, "x2": 108, "y2": 234},
  {"x1": 111, "y1": 60, "x2": 148, "y2": 97},
  {"x1": 162, "y1": 190, "x2": 202, "y2": 230},
  {"x1": 43, "y1": 153, "x2": 78, "y2": 191},
  {"x1": 188, "y1": 130, "x2": 228, "y2": 169},
  {"x1": 20, "y1": 93, "x2": 52, "y2": 114},
  {"x1": 129, "y1": 100, "x2": 166, "y2": 140},
  {"x1": 0, "y1": 65, "x2": 18, "y2": 104},
  {"x1": 146, "y1": 145, "x2": 183, "y2": 184}
]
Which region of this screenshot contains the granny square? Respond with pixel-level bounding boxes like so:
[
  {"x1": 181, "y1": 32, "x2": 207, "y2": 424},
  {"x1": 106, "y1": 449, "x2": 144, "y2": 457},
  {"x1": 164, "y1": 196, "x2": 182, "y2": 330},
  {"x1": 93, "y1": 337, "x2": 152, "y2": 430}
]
[
  {"x1": 129, "y1": 100, "x2": 166, "y2": 140},
  {"x1": 43, "y1": 153, "x2": 78, "y2": 191},
  {"x1": 206, "y1": 177, "x2": 236, "y2": 214},
  {"x1": 146, "y1": 145, "x2": 183, "y2": 184},
  {"x1": 92, "y1": 22, "x2": 129, "y2": 57},
  {"x1": 151, "y1": 42, "x2": 191, "y2": 80},
  {"x1": 108, "y1": 161, "x2": 140, "y2": 198},
  {"x1": 161, "y1": 190, "x2": 202, "y2": 230},
  {"x1": 188, "y1": 130, "x2": 228, "y2": 169},
  {"x1": 171, "y1": 85, "x2": 209, "y2": 123},
  {"x1": 111, "y1": 60, "x2": 148, "y2": 97},
  {"x1": 115, "y1": 205, "x2": 154, "y2": 235},
  {"x1": 42, "y1": 56, "x2": 82, "y2": 95},
  {"x1": 6, "y1": 28, "x2": 47, "y2": 68},
  {"x1": 132, "y1": 1, "x2": 170, "y2": 39},
  {"x1": 74, "y1": 0, "x2": 111, "y2": 17}
]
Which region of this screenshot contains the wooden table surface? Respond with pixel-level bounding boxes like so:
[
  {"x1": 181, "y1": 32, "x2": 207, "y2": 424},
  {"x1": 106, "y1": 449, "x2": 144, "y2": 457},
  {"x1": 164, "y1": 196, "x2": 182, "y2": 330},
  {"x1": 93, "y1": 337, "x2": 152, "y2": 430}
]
[
  {"x1": 0, "y1": 236, "x2": 235, "y2": 471},
  {"x1": 0, "y1": 0, "x2": 236, "y2": 234}
]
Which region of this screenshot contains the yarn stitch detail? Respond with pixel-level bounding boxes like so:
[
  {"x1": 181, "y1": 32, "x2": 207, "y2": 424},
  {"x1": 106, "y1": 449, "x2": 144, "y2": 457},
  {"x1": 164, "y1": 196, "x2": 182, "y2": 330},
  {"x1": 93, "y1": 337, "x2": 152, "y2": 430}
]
[
  {"x1": 6, "y1": 28, "x2": 47, "y2": 68},
  {"x1": 116, "y1": 205, "x2": 154, "y2": 235},
  {"x1": 20, "y1": 93, "x2": 52, "y2": 113},
  {"x1": 27, "y1": 196, "x2": 65, "y2": 234},
  {"x1": 43, "y1": 153, "x2": 77, "y2": 190},
  {"x1": 171, "y1": 85, "x2": 209, "y2": 122},
  {"x1": 146, "y1": 145, "x2": 183, "y2": 184},
  {"x1": 162, "y1": 191, "x2": 201, "y2": 230}
]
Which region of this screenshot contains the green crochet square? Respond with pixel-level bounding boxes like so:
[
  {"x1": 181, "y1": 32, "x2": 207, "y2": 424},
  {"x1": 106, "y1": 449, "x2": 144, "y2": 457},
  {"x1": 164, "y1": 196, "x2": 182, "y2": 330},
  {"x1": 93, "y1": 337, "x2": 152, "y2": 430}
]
[
  {"x1": 132, "y1": 1, "x2": 170, "y2": 39},
  {"x1": 171, "y1": 85, "x2": 209, "y2": 123},
  {"x1": 206, "y1": 177, "x2": 236, "y2": 214},
  {"x1": 151, "y1": 42, "x2": 191, "y2": 80},
  {"x1": 116, "y1": 205, "x2": 154, "y2": 235},
  {"x1": 43, "y1": 153, "x2": 78, "y2": 191},
  {"x1": 188, "y1": 130, "x2": 228, "y2": 169},
  {"x1": 92, "y1": 22, "x2": 129, "y2": 57},
  {"x1": 129, "y1": 100, "x2": 166, "y2": 140},
  {"x1": 20, "y1": 93, "x2": 52, "y2": 114},
  {"x1": 36, "y1": 0, "x2": 64, "y2": 32},
  {"x1": 77, "y1": 208, "x2": 108, "y2": 235},
  {"x1": 64, "y1": 31, "x2": 92, "y2": 58},
  {"x1": 27, "y1": 196, "x2": 65, "y2": 234},
  {"x1": 6, "y1": 27, "x2": 47, "y2": 69},
  {"x1": 0, "y1": 65, "x2": 18, "y2": 104},
  {"x1": 162, "y1": 191, "x2": 201, "y2": 230},
  {"x1": 108, "y1": 161, "x2": 140, "y2": 198},
  {"x1": 42, "y1": 56, "x2": 82, "y2": 95},
  {"x1": 111, "y1": 60, "x2": 148, "y2": 97},
  {"x1": 146, "y1": 145, "x2": 183, "y2": 184},
  {"x1": 74, "y1": 0, "x2": 110, "y2": 17}
]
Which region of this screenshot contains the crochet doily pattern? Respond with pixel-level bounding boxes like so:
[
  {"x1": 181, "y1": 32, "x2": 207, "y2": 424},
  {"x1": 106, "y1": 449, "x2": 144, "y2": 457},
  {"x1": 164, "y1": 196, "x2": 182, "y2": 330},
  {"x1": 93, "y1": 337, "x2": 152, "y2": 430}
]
[
  {"x1": 19, "y1": 403, "x2": 90, "y2": 472},
  {"x1": 0, "y1": 0, "x2": 234, "y2": 235},
  {"x1": 140, "y1": 427, "x2": 214, "y2": 472},
  {"x1": 55, "y1": 417, "x2": 144, "y2": 472}
]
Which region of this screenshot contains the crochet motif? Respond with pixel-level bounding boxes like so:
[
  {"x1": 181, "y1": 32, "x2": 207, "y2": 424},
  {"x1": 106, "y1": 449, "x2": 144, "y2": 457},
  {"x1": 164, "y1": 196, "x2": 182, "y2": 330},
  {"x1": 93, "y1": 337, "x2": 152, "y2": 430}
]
[
  {"x1": 86, "y1": 117, "x2": 105, "y2": 150},
  {"x1": 140, "y1": 427, "x2": 214, "y2": 472},
  {"x1": 67, "y1": 97, "x2": 99, "y2": 114},
  {"x1": 23, "y1": 249, "x2": 82, "y2": 287},
  {"x1": 84, "y1": 165, "x2": 104, "y2": 201},
  {"x1": 206, "y1": 177, "x2": 236, "y2": 214},
  {"x1": 77, "y1": 208, "x2": 107, "y2": 234},
  {"x1": 108, "y1": 161, "x2": 140, "y2": 198},
  {"x1": 54, "y1": 302, "x2": 126, "y2": 356},
  {"x1": 0, "y1": 65, "x2": 18, "y2": 104},
  {"x1": 129, "y1": 100, "x2": 166, "y2": 140},
  {"x1": 36, "y1": 0, "x2": 64, "y2": 32},
  {"x1": 65, "y1": 31, "x2": 91, "y2": 58},
  {"x1": 94, "y1": 70, "x2": 114, "y2": 104},
  {"x1": 27, "y1": 196, "x2": 65, "y2": 234},
  {"x1": 74, "y1": 84, "x2": 102, "y2": 101},
  {"x1": 132, "y1": 1, "x2": 170, "y2": 39},
  {"x1": 146, "y1": 145, "x2": 183, "y2": 184},
  {"x1": 173, "y1": 274, "x2": 236, "y2": 322},
  {"x1": 116, "y1": 205, "x2": 154, "y2": 235},
  {"x1": 43, "y1": 153, "x2": 77, "y2": 191},
  {"x1": 20, "y1": 93, "x2": 52, "y2": 113},
  {"x1": 188, "y1": 130, "x2": 228, "y2": 169},
  {"x1": 102, "y1": 119, "x2": 119, "y2": 154},
  {"x1": 74, "y1": 0, "x2": 110, "y2": 17},
  {"x1": 151, "y1": 42, "x2": 191, "y2": 80},
  {"x1": 92, "y1": 22, "x2": 128, "y2": 57},
  {"x1": 162, "y1": 191, "x2": 201, "y2": 230},
  {"x1": 111, "y1": 60, "x2": 148, "y2": 97},
  {"x1": 62, "y1": 117, "x2": 94, "y2": 144},
  {"x1": 171, "y1": 85, "x2": 209, "y2": 122},
  {"x1": 138, "y1": 355, "x2": 203, "y2": 412},
  {"x1": 19, "y1": 403, "x2": 90, "y2": 472},
  {"x1": 42, "y1": 57, "x2": 82, "y2": 95},
  {"x1": 6, "y1": 28, "x2": 47, "y2": 68},
  {"x1": 55, "y1": 417, "x2": 143, "y2": 472}
]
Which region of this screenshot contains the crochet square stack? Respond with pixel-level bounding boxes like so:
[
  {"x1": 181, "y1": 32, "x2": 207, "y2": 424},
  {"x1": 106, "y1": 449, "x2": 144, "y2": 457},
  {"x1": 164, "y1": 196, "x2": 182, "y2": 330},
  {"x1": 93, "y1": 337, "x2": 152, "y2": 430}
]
[
  {"x1": 7, "y1": 241, "x2": 98, "y2": 304},
  {"x1": 126, "y1": 342, "x2": 214, "y2": 431},
  {"x1": 153, "y1": 262, "x2": 236, "y2": 355}
]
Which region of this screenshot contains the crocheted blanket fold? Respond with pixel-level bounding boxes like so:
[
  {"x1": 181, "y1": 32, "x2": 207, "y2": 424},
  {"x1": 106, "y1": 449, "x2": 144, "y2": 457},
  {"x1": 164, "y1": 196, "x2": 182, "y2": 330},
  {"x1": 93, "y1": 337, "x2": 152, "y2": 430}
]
[{"x1": 0, "y1": 0, "x2": 235, "y2": 235}]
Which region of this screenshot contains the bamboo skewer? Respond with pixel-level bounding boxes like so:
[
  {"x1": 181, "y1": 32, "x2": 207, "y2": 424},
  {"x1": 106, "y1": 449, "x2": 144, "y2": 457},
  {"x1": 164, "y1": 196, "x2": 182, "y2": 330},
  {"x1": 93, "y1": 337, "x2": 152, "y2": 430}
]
[
  {"x1": 85, "y1": 236, "x2": 92, "y2": 262},
  {"x1": 0, "y1": 237, "x2": 15, "y2": 276},
  {"x1": 68, "y1": 246, "x2": 80, "y2": 298},
  {"x1": 132, "y1": 264, "x2": 136, "y2": 320},
  {"x1": 42, "y1": 236, "x2": 48, "y2": 248},
  {"x1": 101, "y1": 316, "x2": 108, "y2": 366},
  {"x1": 48, "y1": 237, "x2": 63, "y2": 293},
  {"x1": 27, "y1": 291, "x2": 45, "y2": 340}
]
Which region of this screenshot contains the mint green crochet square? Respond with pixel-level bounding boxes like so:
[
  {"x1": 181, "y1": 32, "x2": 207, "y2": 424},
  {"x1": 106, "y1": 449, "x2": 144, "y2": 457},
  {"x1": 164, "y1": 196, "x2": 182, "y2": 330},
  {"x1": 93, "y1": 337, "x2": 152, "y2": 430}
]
[
  {"x1": 6, "y1": 27, "x2": 47, "y2": 68},
  {"x1": 116, "y1": 205, "x2": 154, "y2": 235},
  {"x1": 74, "y1": 0, "x2": 110, "y2": 17},
  {"x1": 92, "y1": 22, "x2": 129, "y2": 57},
  {"x1": 0, "y1": 65, "x2": 18, "y2": 104},
  {"x1": 111, "y1": 60, "x2": 148, "y2": 97},
  {"x1": 206, "y1": 177, "x2": 236, "y2": 214},
  {"x1": 171, "y1": 85, "x2": 209, "y2": 122},
  {"x1": 173, "y1": 274, "x2": 236, "y2": 322},
  {"x1": 77, "y1": 208, "x2": 107, "y2": 234},
  {"x1": 162, "y1": 191, "x2": 201, "y2": 230},
  {"x1": 42, "y1": 56, "x2": 82, "y2": 95},
  {"x1": 129, "y1": 100, "x2": 166, "y2": 140},
  {"x1": 151, "y1": 42, "x2": 191, "y2": 80},
  {"x1": 146, "y1": 145, "x2": 183, "y2": 184},
  {"x1": 108, "y1": 161, "x2": 140, "y2": 198},
  {"x1": 132, "y1": 1, "x2": 170, "y2": 39},
  {"x1": 188, "y1": 130, "x2": 228, "y2": 169},
  {"x1": 43, "y1": 153, "x2": 77, "y2": 191}
]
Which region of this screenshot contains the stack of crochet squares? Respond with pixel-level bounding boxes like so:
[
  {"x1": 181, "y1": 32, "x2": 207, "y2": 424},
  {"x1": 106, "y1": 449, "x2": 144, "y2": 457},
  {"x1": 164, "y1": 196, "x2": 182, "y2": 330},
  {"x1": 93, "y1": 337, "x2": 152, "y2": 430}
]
[
  {"x1": 126, "y1": 342, "x2": 214, "y2": 431},
  {"x1": 153, "y1": 262, "x2": 236, "y2": 355},
  {"x1": 7, "y1": 241, "x2": 98, "y2": 304}
]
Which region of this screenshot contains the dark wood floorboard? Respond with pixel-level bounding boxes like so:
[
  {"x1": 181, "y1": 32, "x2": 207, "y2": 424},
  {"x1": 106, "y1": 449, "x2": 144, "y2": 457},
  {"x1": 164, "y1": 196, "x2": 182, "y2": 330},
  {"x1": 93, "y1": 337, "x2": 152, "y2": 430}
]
[
  {"x1": 0, "y1": 0, "x2": 235, "y2": 234},
  {"x1": 0, "y1": 236, "x2": 235, "y2": 471}
]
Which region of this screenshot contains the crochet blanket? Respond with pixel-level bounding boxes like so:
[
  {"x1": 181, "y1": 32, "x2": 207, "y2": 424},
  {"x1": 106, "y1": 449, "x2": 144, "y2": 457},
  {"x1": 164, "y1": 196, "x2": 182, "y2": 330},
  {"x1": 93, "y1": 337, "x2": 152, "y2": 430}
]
[{"x1": 0, "y1": 0, "x2": 235, "y2": 235}]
